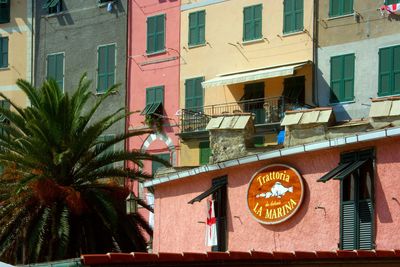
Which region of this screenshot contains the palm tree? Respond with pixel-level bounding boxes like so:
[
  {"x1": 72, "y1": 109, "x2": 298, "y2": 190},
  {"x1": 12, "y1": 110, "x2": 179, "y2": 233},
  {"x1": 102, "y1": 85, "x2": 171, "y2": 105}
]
[{"x1": 0, "y1": 76, "x2": 169, "y2": 264}]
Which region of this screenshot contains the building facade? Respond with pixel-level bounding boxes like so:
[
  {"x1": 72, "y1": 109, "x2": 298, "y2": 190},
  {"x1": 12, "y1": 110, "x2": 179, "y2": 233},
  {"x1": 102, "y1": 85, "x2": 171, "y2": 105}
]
[
  {"x1": 316, "y1": 0, "x2": 400, "y2": 121},
  {"x1": 179, "y1": 0, "x2": 315, "y2": 166},
  {"x1": 126, "y1": 0, "x2": 181, "y2": 196},
  {"x1": 34, "y1": 0, "x2": 127, "y2": 156},
  {"x1": 0, "y1": 0, "x2": 33, "y2": 108}
]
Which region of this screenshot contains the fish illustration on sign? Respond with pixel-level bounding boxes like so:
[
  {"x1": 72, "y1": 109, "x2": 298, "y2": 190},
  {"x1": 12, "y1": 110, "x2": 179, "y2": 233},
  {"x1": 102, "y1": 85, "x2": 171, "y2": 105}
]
[{"x1": 256, "y1": 182, "x2": 293, "y2": 199}]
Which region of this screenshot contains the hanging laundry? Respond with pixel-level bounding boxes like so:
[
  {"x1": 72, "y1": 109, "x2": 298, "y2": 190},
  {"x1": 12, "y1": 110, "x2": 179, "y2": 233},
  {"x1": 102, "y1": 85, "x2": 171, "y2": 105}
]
[
  {"x1": 107, "y1": 2, "x2": 113, "y2": 12},
  {"x1": 380, "y1": 3, "x2": 400, "y2": 15}
]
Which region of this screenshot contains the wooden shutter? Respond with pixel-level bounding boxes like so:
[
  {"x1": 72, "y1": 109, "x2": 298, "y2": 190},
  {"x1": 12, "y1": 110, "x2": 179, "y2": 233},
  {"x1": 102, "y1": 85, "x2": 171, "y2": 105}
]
[
  {"x1": 97, "y1": 46, "x2": 107, "y2": 93},
  {"x1": 156, "y1": 15, "x2": 165, "y2": 52},
  {"x1": 198, "y1": 11, "x2": 205, "y2": 45},
  {"x1": 0, "y1": 0, "x2": 10, "y2": 24},
  {"x1": 330, "y1": 0, "x2": 340, "y2": 17},
  {"x1": 393, "y1": 45, "x2": 400, "y2": 94},
  {"x1": 199, "y1": 141, "x2": 211, "y2": 165},
  {"x1": 330, "y1": 56, "x2": 343, "y2": 102},
  {"x1": 343, "y1": 0, "x2": 353, "y2": 15},
  {"x1": 385, "y1": 0, "x2": 400, "y2": 4},
  {"x1": 243, "y1": 6, "x2": 253, "y2": 41},
  {"x1": 341, "y1": 200, "x2": 357, "y2": 250},
  {"x1": 0, "y1": 37, "x2": 8, "y2": 68},
  {"x1": 379, "y1": 47, "x2": 392, "y2": 96},
  {"x1": 147, "y1": 16, "x2": 156, "y2": 53},
  {"x1": 343, "y1": 54, "x2": 355, "y2": 101},
  {"x1": 185, "y1": 77, "x2": 203, "y2": 111},
  {"x1": 253, "y1": 5, "x2": 262, "y2": 40},
  {"x1": 358, "y1": 200, "x2": 373, "y2": 249},
  {"x1": 294, "y1": 0, "x2": 303, "y2": 31},
  {"x1": 188, "y1": 12, "x2": 197, "y2": 45},
  {"x1": 107, "y1": 45, "x2": 115, "y2": 90},
  {"x1": 283, "y1": 0, "x2": 294, "y2": 33}
]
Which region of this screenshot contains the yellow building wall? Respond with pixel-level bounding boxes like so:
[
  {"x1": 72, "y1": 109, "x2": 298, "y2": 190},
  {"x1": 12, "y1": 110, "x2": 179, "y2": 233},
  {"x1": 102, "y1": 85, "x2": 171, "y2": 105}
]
[
  {"x1": 0, "y1": 0, "x2": 32, "y2": 108},
  {"x1": 179, "y1": 140, "x2": 202, "y2": 167}
]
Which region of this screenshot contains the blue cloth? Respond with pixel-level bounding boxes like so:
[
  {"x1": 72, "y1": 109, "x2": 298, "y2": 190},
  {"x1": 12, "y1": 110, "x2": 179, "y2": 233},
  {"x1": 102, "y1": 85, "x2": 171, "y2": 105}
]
[
  {"x1": 107, "y1": 2, "x2": 113, "y2": 12},
  {"x1": 277, "y1": 130, "x2": 285, "y2": 145}
]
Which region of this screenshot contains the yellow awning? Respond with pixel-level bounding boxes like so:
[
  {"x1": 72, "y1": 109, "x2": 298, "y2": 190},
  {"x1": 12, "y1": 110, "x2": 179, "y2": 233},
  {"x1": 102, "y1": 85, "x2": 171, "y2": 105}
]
[{"x1": 202, "y1": 62, "x2": 309, "y2": 89}]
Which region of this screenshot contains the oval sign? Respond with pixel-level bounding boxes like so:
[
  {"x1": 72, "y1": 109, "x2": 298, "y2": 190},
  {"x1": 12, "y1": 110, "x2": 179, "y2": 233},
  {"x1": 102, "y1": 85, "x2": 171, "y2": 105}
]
[{"x1": 247, "y1": 164, "x2": 304, "y2": 224}]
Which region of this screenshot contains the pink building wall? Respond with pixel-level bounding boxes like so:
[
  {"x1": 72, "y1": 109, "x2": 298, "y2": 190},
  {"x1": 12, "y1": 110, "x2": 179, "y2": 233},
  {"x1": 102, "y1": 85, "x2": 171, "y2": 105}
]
[
  {"x1": 126, "y1": 0, "x2": 181, "y2": 184},
  {"x1": 152, "y1": 137, "x2": 400, "y2": 252}
]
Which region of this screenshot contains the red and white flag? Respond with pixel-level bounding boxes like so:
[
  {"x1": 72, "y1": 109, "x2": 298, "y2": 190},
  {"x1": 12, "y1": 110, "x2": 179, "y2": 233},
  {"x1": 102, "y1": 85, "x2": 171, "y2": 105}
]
[
  {"x1": 206, "y1": 199, "x2": 218, "y2": 246},
  {"x1": 380, "y1": 3, "x2": 400, "y2": 15}
]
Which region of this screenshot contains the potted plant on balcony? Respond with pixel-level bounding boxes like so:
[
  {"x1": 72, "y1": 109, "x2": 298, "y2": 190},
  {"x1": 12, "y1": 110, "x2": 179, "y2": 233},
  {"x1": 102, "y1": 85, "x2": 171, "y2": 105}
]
[{"x1": 145, "y1": 114, "x2": 163, "y2": 132}]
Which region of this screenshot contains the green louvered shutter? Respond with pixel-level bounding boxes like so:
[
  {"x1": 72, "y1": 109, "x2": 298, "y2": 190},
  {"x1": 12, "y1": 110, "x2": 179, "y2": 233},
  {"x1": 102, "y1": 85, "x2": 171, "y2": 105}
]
[
  {"x1": 198, "y1": 11, "x2": 205, "y2": 45},
  {"x1": 152, "y1": 153, "x2": 170, "y2": 175},
  {"x1": 379, "y1": 47, "x2": 392, "y2": 96},
  {"x1": 97, "y1": 44, "x2": 115, "y2": 93},
  {"x1": 341, "y1": 200, "x2": 357, "y2": 250},
  {"x1": 185, "y1": 77, "x2": 203, "y2": 112},
  {"x1": 0, "y1": 0, "x2": 10, "y2": 24},
  {"x1": 189, "y1": 11, "x2": 205, "y2": 46},
  {"x1": 199, "y1": 141, "x2": 211, "y2": 165},
  {"x1": 294, "y1": 0, "x2": 303, "y2": 32},
  {"x1": 243, "y1": 6, "x2": 253, "y2": 41},
  {"x1": 393, "y1": 45, "x2": 400, "y2": 94},
  {"x1": 385, "y1": 0, "x2": 400, "y2": 4},
  {"x1": 146, "y1": 86, "x2": 164, "y2": 104},
  {"x1": 330, "y1": 0, "x2": 340, "y2": 16},
  {"x1": 47, "y1": 53, "x2": 64, "y2": 90},
  {"x1": 330, "y1": 56, "x2": 342, "y2": 103},
  {"x1": 358, "y1": 200, "x2": 373, "y2": 249},
  {"x1": 283, "y1": 0, "x2": 293, "y2": 33},
  {"x1": 0, "y1": 37, "x2": 8, "y2": 68},
  {"x1": 156, "y1": 15, "x2": 165, "y2": 52},
  {"x1": 147, "y1": 14, "x2": 165, "y2": 53},
  {"x1": 253, "y1": 5, "x2": 262, "y2": 40},
  {"x1": 330, "y1": 0, "x2": 353, "y2": 17},
  {"x1": 147, "y1": 16, "x2": 156, "y2": 53},
  {"x1": 343, "y1": 0, "x2": 353, "y2": 15},
  {"x1": 343, "y1": 54, "x2": 355, "y2": 101}
]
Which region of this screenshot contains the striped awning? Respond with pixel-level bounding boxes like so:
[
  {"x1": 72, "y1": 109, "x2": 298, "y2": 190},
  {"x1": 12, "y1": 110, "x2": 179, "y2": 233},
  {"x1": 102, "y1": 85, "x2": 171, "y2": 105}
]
[{"x1": 201, "y1": 62, "x2": 309, "y2": 89}]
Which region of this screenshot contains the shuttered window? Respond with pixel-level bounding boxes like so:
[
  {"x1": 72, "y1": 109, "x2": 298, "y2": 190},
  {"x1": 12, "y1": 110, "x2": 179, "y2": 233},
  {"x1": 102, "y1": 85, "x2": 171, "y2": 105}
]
[
  {"x1": 189, "y1": 10, "x2": 205, "y2": 46},
  {"x1": 97, "y1": 44, "x2": 116, "y2": 93},
  {"x1": 211, "y1": 176, "x2": 227, "y2": 252},
  {"x1": 340, "y1": 150, "x2": 374, "y2": 250},
  {"x1": 0, "y1": 0, "x2": 10, "y2": 24},
  {"x1": 147, "y1": 14, "x2": 165, "y2": 54},
  {"x1": 152, "y1": 153, "x2": 170, "y2": 175},
  {"x1": 47, "y1": 53, "x2": 64, "y2": 90},
  {"x1": 329, "y1": 0, "x2": 353, "y2": 17},
  {"x1": 185, "y1": 77, "x2": 204, "y2": 112},
  {"x1": 378, "y1": 45, "x2": 400, "y2": 97},
  {"x1": 330, "y1": 54, "x2": 355, "y2": 103},
  {"x1": 146, "y1": 86, "x2": 164, "y2": 105},
  {"x1": 283, "y1": 0, "x2": 303, "y2": 34},
  {"x1": 385, "y1": 0, "x2": 400, "y2": 5},
  {"x1": 199, "y1": 141, "x2": 211, "y2": 165},
  {"x1": 243, "y1": 4, "x2": 262, "y2": 42},
  {"x1": 0, "y1": 37, "x2": 8, "y2": 68}
]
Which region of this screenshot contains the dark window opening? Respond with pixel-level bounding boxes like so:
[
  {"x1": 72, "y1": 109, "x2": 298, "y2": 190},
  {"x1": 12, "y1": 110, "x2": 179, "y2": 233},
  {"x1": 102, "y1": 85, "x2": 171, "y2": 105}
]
[
  {"x1": 283, "y1": 76, "x2": 305, "y2": 105},
  {"x1": 0, "y1": 0, "x2": 10, "y2": 24},
  {"x1": 211, "y1": 176, "x2": 227, "y2": 252},
  {"x1": 242, "y1": 82, "x2": 265, "y2": 124}
]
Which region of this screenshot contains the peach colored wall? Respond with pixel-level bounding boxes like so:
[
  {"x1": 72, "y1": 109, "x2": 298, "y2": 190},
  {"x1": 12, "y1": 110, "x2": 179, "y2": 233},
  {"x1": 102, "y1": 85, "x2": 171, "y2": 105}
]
[
  {"x1": 153, "y1": 137, "x2": 400, "y2": 252},
  {"x1": 127, "y1": 0, "x2": 181, "y2": 175}
]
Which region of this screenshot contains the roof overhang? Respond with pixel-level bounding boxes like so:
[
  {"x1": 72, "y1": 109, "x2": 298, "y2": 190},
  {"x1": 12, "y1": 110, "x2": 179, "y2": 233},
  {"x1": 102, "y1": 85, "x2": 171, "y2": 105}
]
[{"x1": 201, "y1": 61, "x2": 310, "y2": 89}]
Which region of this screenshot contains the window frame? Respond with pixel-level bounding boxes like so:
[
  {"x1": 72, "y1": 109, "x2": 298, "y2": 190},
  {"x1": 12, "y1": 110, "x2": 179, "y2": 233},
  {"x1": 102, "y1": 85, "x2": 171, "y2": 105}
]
[
  {"x1": 146, "y1": 14, "x2": 166, "y2": 55},
  {"x1": 185, "y1": 77, "x2": 204, "y2": 112},
  {"x1": 329, "y1": 0, "x2": 354, "y2": 18},
  {"x1": 46, "y1": 52, "x2": 65, "y2": 92},
  {"x1": 96, "y1": 43, "x2": 117, "y2": 94},
  {"x1": 283, "y1": 0, "x2": 304, "y2": 34},
  {"x1": 378, "y1": 44, "x2": 400, "y2": 97},
  {"x1": 0, "y1": 36, "x2": 8, "y2": 69},
  {"x1": 47, "y1": 0, "x2": 63, "y2": 15},
  {"x1": 243, "y1": 4, "x2": 263, "y2": 42},
  {"x1": 188, "y1": 10, "x2": 206, "y2": 47},
  {"x1": 330, "y1": 53, "x2": 355, "y2": 103}
]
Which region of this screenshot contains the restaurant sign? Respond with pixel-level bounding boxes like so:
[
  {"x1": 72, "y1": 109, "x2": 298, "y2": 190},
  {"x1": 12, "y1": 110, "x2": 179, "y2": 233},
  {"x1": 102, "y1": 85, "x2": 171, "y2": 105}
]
[{"x1": 247, "y1": 164, "x2": 304, "y2": 224}]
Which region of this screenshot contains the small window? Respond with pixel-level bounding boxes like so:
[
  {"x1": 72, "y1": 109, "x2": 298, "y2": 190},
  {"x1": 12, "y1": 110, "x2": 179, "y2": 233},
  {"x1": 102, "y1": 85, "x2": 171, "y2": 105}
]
[
  {"x1": 43, "y1": 0, "x2": 63, "y2": 15},
  {"x1": 329, "y1": 0, "x2": 353, "y2": 17},
  {"x1": 330, "y1": 54, "x2": 355, "y2": 103},
  {"x1": 47, "y1": 53, "x2": 64, "y2": 90},
  {"x1": 147, "y1": 14, "x2": 165, "y2": 54},
  {"x1": 145, "y1": 85, "x2": 164, "y2": 113},
  {"x1": 185, "y1": 77, "x2": 204, "y2": 112},
  {"x1": 188, "y1": 10, "x2": 205, "y2": 46},
  {"x1": 152, "y1": 153, "x2": 170, "y2": 175},
  {"x1": 283, "y1": 0, "x2": 303, "y2": 34},
  {"x1": 0, "y1": 0, "x2": 10, "y2": 24},
  {"x1": 97, "y1": 44, "x2": 116, "y2": 94},
  {"x1": 0, "y1": 36, "x2": 8, "y2": 68},
  {"x1": 243, "y1": 4, "x2": 262, "y2": 41},
  {"x1": 378, "y1": 45, "x2": 400, "y2": 97},
  {"x1": 199, "y1": 141, "x2": 211, "y2": 165}
]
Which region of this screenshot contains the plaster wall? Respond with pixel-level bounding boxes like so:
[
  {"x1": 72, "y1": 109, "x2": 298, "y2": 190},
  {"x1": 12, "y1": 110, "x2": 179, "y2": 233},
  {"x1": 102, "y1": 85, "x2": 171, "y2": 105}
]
[
  {"x1": 35, "y1": 0, "x2": 127, "y2": 151},
  {"x1": 317, "y1": 33, "x2": 400, "y2": 121},
  {"x1": 152, "y1": 137, "x2": 400, "y2": 252}
]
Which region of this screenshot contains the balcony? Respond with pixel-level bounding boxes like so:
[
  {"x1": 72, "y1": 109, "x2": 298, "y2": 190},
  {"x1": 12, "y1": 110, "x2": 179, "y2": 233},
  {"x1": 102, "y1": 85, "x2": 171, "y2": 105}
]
[{"x1": 180, "y1": 96, "x2": 311, "y2": 134}]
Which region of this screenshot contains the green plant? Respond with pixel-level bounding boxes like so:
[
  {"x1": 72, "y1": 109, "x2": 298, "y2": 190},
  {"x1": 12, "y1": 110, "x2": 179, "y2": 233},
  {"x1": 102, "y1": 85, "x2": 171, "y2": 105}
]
[{"x1": 144, "y1": 114, "x2": 163, "y2": 132}]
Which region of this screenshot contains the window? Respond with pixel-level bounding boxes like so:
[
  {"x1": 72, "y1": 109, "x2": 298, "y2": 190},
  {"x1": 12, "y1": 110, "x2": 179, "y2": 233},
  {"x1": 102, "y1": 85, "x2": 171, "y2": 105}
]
[
  {"x1": 330, "y1": 54, "x2": 355, "y2": 103},
  {"x1": 329, "y1": 0, "x2": 353, "y2": 17},
  {"x1": 0, "y1": 0, "x2": 10, "y2": 24},
  {"x1": 283, "y1": 76, "x2": 305, "y2": 104},
  {"x1": 96, "y1": 134, "x2": 115, "y2": 169},
  {"x1": 385, "y1": 0, "x2": 400, "y2": 5},
  {"x1": 97, "y1": 44, "x2": 116, "y2": 94},
  {"x1": 378, "y1": 45, "x2": 400, "y2": 97},
  {"x1": 43, "y1": 0, "x2": 63, "y2": 15},
  {"x1": 152, "y1": 153, "x2": 170, "y2": 175},
  {"x1": 283, "y1": 0, "x2": 303, "y2": 34},
  {"x1": 243, "y1": 4, "x2": 262, "y2": 42},
  {"x1": 199, "y1": 141, "x2": 211, "y2": 165},
  {"x1": 189, "y1": 10, "x2": 205, "y2": 46},
  {"x1": 47, "y1": 53, "x2": 64, "y2": 90},
  {"x1": 340, "y1": 149, "x2": 374, "y2": 250},
  {"x1": 0, "y1": 37, "x2": 8, "y2": 68},
  {"x1": 147, "y1": 14, "x2": 165, "y2": 54},
  {"x1": 211, "y1": 176, "x2": 227, "y2": 252},
  {"x1": 185, "y1": 77, "x2": 204, "y2": 112}
]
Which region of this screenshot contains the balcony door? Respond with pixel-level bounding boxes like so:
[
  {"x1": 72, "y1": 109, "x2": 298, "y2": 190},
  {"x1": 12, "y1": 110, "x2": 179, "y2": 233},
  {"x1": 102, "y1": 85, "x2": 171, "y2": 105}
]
[{"x1": 242, "y1": 82, "x2": 265, "y2": 124}]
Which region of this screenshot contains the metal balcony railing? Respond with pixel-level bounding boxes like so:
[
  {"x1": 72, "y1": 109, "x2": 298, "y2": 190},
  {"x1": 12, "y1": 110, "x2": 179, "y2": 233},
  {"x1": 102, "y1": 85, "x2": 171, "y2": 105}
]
[{"x1": 181, "y1": 96, "x2": 310, "y2": 133}]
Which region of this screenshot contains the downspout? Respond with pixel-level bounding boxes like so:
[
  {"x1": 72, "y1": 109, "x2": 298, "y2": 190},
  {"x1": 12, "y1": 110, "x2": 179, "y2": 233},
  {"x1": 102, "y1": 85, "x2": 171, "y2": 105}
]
[
  {"x1": 31, "y1": 0, "x2": 35, "y2": 86},
  {"x1": 312, "y1": 0, "x2": 319, "y2": 106},
  {"x1": 124, "y1": 0, "x2": 131, "y2": 176}
]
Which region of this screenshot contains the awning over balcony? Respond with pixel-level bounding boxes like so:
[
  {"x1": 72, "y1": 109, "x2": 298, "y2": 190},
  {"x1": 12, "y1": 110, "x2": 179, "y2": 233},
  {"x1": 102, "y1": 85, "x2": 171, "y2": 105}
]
[{"x1": 202, "y1": 61, "x2": 309, "y2": 89}]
